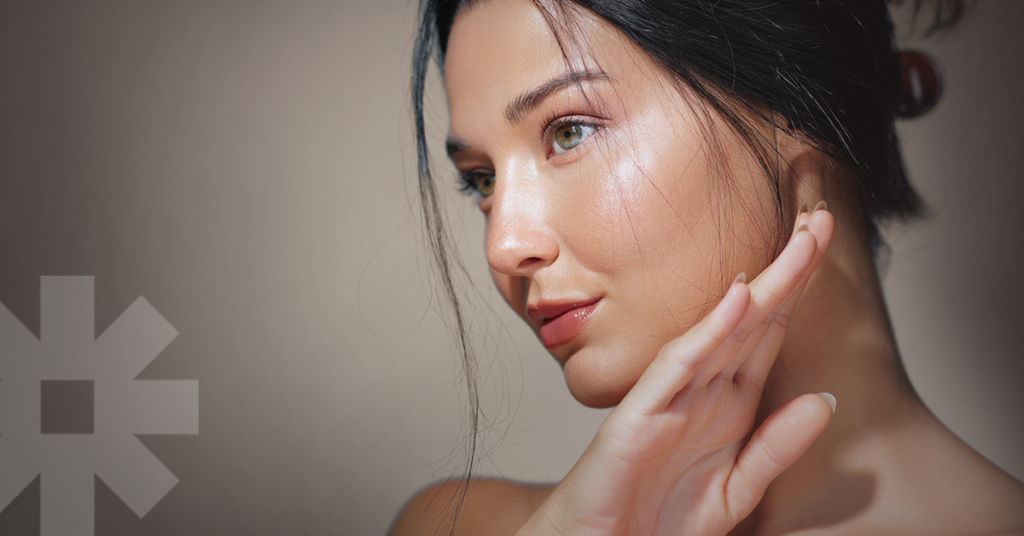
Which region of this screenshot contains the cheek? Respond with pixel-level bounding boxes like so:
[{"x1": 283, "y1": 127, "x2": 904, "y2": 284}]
[
  {"x1": 572, "y1": 123, "x2": 723, "y2": 308},
  {"x1": 555, "y1": 121, "x2": 743, "y2": 407}
]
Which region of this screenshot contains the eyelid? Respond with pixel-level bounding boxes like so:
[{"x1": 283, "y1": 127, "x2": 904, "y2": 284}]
[
  {"x1": 456, "y1": 169, "x2": 495, "y2": 201},
  {"x1": 542, "y1": 115, "x2": 603, "y2": 158}
]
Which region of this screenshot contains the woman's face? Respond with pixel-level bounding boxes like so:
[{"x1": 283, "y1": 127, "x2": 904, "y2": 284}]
[{"x1": 445, "y1": 0, "x2": 777, "y2": 407}]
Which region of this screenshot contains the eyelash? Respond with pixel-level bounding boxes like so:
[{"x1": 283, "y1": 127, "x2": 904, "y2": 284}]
[
  {"x1": 457, "y1": 170, "x2": 491, "y2": 199},
  {"x1": 454, "y1": 113, "x2": 603, "y2": 199},
  {"x1": 541, "y1": 113, "x2": 602, "y2": 156}
]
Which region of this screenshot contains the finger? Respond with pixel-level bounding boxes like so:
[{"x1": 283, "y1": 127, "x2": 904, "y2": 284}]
[
  {"x1": 720, "y1": 207, "x2": 834, "y2": 381},
  {"x1": 689, "y1": 223, "x2": 816, "y2": 389},
  {"x1": 724, "y1": 392, "x2": 836, "y2": 523},
  {"x1": 622, "y1": 279, "x2": 750, "y2": 414},
  {"x1": 732, "y1": 208, "x2": 835, "y2": 384},
  {"x1": 790, "y1": 204, "x2": 833, "y2": 285},
  {"x1": 688, "y1": 207, "x2": 813, "y2": 388}
]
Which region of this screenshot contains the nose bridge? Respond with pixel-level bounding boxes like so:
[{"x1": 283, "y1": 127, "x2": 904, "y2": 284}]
[{"x1": 486, "y1": 156, "x2": 558, "y2": 274}]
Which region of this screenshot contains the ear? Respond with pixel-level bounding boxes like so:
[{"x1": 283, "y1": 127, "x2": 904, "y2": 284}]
[{"x1": 776, "y1": 130, "x2": 833, "y2": 225}]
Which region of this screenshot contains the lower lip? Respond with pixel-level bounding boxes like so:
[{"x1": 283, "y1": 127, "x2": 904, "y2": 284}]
[{"x1": 540, "y1": 300, "x2": 601, "y2": 348}]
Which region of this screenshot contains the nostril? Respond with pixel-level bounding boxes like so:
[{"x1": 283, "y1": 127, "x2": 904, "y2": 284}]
[{"x1": 517, "y1": 257, "x2": 543, "y2": 270}]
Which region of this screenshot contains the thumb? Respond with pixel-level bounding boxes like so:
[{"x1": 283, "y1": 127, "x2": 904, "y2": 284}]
[{"x1": 725, "y1": 392, "x2": 836, "y2": 522}]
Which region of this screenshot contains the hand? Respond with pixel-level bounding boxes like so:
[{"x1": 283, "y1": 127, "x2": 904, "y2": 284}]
[{"x1": 518, "y1": 206, "x2": 837, "y2": 536}]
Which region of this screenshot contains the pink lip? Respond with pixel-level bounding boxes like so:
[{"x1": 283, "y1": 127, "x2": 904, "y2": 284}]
[{"x1": 530, "y1": 299, "x2": 602, "y2": 348}]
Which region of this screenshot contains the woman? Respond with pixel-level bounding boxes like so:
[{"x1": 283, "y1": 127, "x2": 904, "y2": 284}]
[{"x1": 392, "y1": 0, "x2": 1024, "y2": 534}]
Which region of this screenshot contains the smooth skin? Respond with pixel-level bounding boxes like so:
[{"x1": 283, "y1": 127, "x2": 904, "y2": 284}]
[{"x1": 392, "y1": 1, "x2": 1024, "y2": 534}]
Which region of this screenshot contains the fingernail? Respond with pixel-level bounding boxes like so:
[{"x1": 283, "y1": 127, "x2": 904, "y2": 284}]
[
  {"x1": 796, "y1": 222, "x2": 809, "y2": 232},
  {"x1": 732, "y1": 272, "x2": 747, "y2": 285},
  {"x1": 817, "y1": 392, "x2": 837, "y2": 413},
  {"x1": 798, "y1": 203, "x2": 809, "y2": 216},
  {"x1": 812, "y1": 200, "x2": 828, "y2": 213}
]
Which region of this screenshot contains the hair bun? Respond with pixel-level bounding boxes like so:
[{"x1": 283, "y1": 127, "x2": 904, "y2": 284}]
[{"x1": 897, "y1": 50, "x2": 943, "y2": 118}]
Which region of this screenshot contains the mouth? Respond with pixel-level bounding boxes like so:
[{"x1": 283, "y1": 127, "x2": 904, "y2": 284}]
[{"x1": 529, "y1": 298, "x2": 602, "y2": 349}]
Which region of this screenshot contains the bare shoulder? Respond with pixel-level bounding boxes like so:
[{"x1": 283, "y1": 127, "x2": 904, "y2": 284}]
[
  {"x1": 945, "y1": 453, "x2": 1024, "y2": 535},
  {"x1": 388, "y1": 478, "x2": 555, "y2": 536},
  {"x1": 886, "y1": 416, "x2": 1024, "y2": 535}
]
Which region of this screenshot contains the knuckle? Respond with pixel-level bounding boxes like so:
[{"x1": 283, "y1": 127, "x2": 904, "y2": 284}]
[
  {"x1": 759, "y1": 437, "x2": 787, "y2": 468},
  {"x1": 688, "y1": 376, "x2": 710, "y2": 391},
  {"x1": 772, "y1": 309, "x2": 792, "y2": 329},
  {"x1": 729, "y1": 324, "x2": 753, "y2": 344},
  {"x1": 705, "y1": 321, "x2": 731, "y2": 344},
  {"x1": 673, "y1": 352, "x2": 701, "y2": 374},
  {"x1": 732, "y1": 370, "x2": 760, "y2": 389},
  {"x1": 763, "y1": 284, "x2": 787, "y2": 304}
]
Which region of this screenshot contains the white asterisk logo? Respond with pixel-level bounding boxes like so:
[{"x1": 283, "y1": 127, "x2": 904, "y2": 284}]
[{"x1": 0, "y1": 276, "x2": 198, "y2": 535}]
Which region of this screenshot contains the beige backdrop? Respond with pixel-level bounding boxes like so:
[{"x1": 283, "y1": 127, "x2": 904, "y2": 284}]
[{"x1": 0, "y1": 1, "x2": 1020, "y2": 534}]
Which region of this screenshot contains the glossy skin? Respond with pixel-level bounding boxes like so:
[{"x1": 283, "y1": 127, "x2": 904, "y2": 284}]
[
  {"x1": 392, "y1": 1, "x2": 1024, "y2": 535},
  {"x1": 444, "y1": 0, "x2": 779, "y2": 408}
]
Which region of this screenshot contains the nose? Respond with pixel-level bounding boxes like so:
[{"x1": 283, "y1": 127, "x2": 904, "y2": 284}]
[{"x1": 485, "y1": 164, "x2": 559, "y2": 276}]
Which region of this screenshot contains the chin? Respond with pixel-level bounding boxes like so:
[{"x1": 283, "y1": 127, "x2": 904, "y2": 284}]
[{"x1": 561, "y1": 346, "x2": 644, "y2": 408}]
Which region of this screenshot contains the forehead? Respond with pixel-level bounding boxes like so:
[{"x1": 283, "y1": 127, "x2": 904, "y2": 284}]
[
  {"x1": 444, "y1": 0, "x2": 565, "y2": 130},
  {"x1": 444, "y1": 1, "x2": 656, "y2": 137}
]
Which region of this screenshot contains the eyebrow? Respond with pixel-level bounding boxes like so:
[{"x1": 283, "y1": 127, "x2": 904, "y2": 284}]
[
  {"x1": 446, "y1": 70, "x2": 609, "y2": 159},
  {"x1": 504, "y1": 70, "x2": 609, "y2": 124},
  {"x1": 446, "y1": 136, "x2": 468, "y2": 159}
]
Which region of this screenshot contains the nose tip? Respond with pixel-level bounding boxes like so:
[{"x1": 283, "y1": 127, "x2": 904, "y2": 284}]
[
  {"x1": 485, "y1": 159, "x2": 558, "y2": 276},
  {"x1": 486, "y1": 220, "x2": 559, "y2": 276}
]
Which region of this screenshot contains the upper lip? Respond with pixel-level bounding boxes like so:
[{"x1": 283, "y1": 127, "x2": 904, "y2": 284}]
[{"x1": 527, "y1": 298, "x2": 602, "y2": 326}]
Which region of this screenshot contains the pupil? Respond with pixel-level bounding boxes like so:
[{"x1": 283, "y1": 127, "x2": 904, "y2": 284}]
[{"x1": 562, "y1": 129, "x2": 573, "y2": 139}]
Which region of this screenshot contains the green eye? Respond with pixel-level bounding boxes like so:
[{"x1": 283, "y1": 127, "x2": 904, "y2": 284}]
[
  {"x1": 552, "y1": 123, "x2": 596, "y2": 154},
  {"x1": 474, "y1": 173, "x2": 495, "y2": 198},
  {"x1": 459, "y1": 171, "x2": 496, "y2": 200}
]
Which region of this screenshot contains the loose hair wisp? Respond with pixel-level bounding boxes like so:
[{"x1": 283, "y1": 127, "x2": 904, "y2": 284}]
[{"x1": 409, "y1": 0, "x2": 964, "y2": 532}]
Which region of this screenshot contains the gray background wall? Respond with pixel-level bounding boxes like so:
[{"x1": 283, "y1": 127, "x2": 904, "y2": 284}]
[{"x1": 0, "y1": 1, "x2": 1020, "y2": 534}]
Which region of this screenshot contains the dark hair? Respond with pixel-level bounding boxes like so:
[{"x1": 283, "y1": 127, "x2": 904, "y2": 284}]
[{"x1": 409, "y1": 0, "x2": 963, "y2": 531}]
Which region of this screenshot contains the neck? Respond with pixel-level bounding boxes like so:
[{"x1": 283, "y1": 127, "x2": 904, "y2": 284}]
[
  {"x1": 740, "y1": 217, "x2": 931, "y2": 533},
  {"x1": 767, "y1": 222, "x2": 920, "y2": 418}
]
